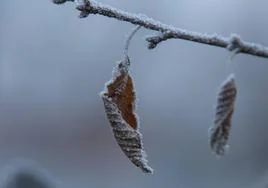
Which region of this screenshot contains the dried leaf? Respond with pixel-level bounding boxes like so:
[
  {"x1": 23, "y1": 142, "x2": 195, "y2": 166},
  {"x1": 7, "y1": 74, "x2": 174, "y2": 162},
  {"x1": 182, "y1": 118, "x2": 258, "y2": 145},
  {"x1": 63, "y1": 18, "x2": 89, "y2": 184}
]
[
  {"x1": 100, "y1": 57, "x2": 153, "y2": 173},
  {"x1": 106, "y1": 74, "x2": 137, "y2": 129},
  {"x1": 209, "y1": 74, "x2": 237, "y2": 156}
]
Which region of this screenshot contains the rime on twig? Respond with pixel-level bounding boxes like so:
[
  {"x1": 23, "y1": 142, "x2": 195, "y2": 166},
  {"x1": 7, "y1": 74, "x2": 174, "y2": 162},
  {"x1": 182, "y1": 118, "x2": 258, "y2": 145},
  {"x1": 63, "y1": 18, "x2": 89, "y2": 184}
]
[
  {"x1": 209, "y1": 74, "x2": 237, "y2": 156},
  {"x1": 52, "y1": 0, "x2": 268, "y2": 58}
]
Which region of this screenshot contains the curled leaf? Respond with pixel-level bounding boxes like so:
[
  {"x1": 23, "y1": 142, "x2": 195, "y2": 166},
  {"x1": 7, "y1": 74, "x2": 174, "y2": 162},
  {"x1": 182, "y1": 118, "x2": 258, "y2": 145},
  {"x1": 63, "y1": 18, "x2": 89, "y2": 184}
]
[
  {"x1": 100, "y1": 57, "x2": 153, "y2": 173},
  {"x1": 209, "y1": 74, "x2": 237, "y2": 156}
]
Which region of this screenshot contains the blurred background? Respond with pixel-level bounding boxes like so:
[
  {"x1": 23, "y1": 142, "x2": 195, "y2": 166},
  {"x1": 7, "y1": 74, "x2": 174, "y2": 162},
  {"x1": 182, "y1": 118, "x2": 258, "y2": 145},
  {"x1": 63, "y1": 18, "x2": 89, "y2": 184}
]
[{"x1": 1, "y1": 0, "x2": 268, "y2": 188}]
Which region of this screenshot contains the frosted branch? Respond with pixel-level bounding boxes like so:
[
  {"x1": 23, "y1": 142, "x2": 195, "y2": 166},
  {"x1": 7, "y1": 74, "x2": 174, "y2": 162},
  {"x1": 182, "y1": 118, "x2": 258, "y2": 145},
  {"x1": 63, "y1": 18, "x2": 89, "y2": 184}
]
[
  {"x1": 146, "y1": 32, "x2": 268, "y2": 58},
  {"x1": 53, "y1": 0, "x2": 268, "y2": 58}
]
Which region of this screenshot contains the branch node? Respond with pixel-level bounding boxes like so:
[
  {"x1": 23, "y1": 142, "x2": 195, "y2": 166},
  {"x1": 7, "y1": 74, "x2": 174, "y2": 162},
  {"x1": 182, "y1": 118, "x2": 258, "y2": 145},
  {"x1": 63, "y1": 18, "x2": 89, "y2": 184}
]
[
  {"x1": 52, "y1": 0, "x2": 74, "y2": 5},
  {"x1": 76, "y1": 0, "x2": 91, "y2": 18},
  {"x1": 146, "y1": 31, "x2": 173, "y2": 49},
  {"x1": 146, "y1": 36, "x2": 158, "y2": 49},
  {"x1": 227, "y1": 34, "x2": 243, "y2": 54}
]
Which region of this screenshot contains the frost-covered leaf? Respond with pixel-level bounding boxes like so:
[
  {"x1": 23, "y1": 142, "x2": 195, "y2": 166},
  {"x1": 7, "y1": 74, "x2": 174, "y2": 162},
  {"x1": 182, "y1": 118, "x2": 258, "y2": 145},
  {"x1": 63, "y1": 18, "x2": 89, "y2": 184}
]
[
  {"x1": 100, "y1": 56, "x2": 153, "y2": 173},
  {"x1": 209, "y1": 74, "x2": 237, "y2": 156}
]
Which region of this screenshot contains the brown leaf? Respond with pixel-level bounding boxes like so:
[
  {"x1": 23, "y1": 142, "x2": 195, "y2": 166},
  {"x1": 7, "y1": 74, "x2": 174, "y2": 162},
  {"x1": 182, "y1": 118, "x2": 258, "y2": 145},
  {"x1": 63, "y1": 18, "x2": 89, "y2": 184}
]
[
  {"x1": 100, "y1": 57, "x2": 153, "y2": 173},
  {"x1": 209, "y1": 74, "x2": 237, "y2": 156},
  {"x1": 106, "y1": 74, "x2": 137, "y2": 130}
]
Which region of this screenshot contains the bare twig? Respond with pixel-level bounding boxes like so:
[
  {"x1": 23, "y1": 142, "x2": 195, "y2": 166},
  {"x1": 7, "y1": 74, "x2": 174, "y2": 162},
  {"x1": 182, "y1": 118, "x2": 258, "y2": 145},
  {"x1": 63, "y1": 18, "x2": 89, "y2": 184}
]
[
  {"x1": 53, "y1": 0, "x2": 268, "y2": 58},
  {"x1": 124, "y1": 26, "x2": 142, "y2": 57}
]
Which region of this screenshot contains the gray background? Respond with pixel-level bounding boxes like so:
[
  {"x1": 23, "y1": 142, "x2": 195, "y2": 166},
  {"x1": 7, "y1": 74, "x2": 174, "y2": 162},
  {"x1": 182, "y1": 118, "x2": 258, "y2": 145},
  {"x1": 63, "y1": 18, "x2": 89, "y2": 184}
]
[{"x1": 1, "y1": 0, "x2": 268, "y2": 188}]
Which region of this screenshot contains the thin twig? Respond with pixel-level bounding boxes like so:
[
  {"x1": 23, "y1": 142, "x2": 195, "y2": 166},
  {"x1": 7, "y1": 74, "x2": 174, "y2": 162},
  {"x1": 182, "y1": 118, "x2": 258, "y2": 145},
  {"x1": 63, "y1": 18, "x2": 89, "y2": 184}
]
[
  {"x1": 124, "y1": 26, "x2": 142, "y2": 57},
  {"x1": 53, "y1": 0, "x2": 268, "y2": 59}
]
